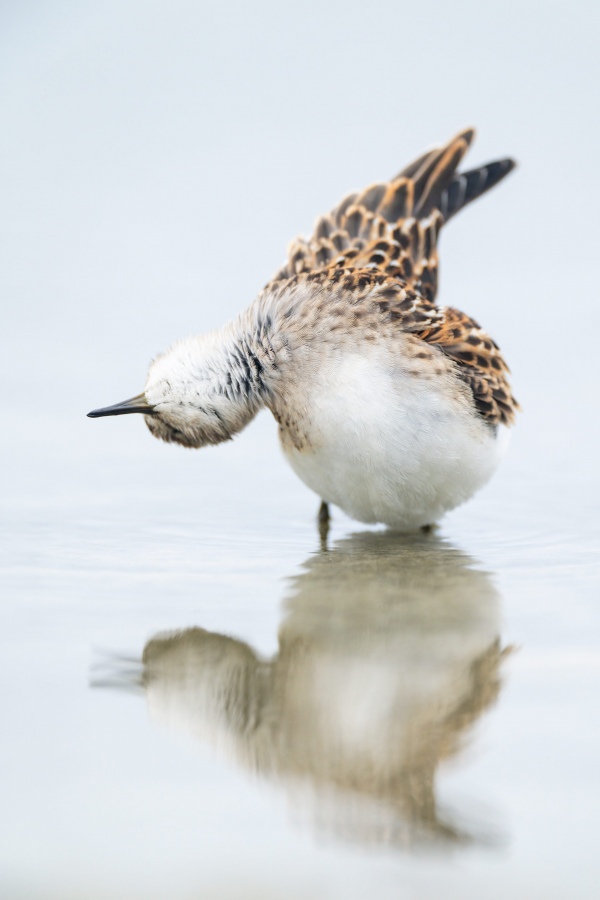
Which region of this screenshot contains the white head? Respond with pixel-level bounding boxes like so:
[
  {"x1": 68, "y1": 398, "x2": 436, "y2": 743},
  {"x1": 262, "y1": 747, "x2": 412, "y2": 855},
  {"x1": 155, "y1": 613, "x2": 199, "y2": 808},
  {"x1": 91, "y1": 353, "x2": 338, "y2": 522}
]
[{"x1": 88, "y1": 330, "x2": 263, "y2": 448}]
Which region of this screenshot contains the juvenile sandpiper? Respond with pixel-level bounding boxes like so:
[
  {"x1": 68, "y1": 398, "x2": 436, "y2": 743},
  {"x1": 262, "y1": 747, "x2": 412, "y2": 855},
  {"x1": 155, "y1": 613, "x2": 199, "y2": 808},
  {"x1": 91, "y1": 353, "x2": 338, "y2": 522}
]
[{"x1": 88, "y1": 129, "x2": 518, "y2": 531}]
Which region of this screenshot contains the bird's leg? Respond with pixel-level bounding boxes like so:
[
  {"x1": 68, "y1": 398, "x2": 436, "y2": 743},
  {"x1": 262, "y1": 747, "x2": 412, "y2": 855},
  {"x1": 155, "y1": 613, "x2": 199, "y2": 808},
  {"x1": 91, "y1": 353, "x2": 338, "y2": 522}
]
[
  {"x1": 318, "y1": 500, "x2": 330, "y2": 525},
  {"x1": 318, "y1": 500, "x2": 330, "y2": 546},
  {"x1": 420, "y1": 523, "x2": 438, "y2": 534}
]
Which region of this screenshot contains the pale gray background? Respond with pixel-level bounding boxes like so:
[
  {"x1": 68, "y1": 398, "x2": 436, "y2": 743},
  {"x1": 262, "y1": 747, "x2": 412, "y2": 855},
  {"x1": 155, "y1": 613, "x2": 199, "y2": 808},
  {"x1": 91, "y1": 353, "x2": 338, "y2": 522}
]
[
  {"x1": 2, "y1": 0, "x2": 598, "y2": 449},
  {"x1": 1, "y1": 2, "x2": 599, "y2": 898}
]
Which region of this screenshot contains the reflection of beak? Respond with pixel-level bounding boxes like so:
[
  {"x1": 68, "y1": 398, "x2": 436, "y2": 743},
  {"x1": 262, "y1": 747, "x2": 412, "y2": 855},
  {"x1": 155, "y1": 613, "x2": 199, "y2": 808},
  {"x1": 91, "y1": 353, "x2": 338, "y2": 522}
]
[{"x1": 87, "y1": 393, "x2": 156, "y2": 418}]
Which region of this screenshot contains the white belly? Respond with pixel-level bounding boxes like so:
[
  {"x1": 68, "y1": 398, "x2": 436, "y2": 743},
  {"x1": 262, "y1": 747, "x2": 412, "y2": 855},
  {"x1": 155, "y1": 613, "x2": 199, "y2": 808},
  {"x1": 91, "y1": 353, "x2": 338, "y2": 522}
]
[{"x1": 278, "y1": 355, "x2": 508, "y2": 530}]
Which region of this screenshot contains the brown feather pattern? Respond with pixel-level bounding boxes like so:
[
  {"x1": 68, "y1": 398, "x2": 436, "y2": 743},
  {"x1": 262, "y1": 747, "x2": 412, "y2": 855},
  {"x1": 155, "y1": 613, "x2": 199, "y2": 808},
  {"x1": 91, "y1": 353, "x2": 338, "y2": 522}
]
[{"x1": 269, "y1": 129, "x2": 518, "y2": 427}]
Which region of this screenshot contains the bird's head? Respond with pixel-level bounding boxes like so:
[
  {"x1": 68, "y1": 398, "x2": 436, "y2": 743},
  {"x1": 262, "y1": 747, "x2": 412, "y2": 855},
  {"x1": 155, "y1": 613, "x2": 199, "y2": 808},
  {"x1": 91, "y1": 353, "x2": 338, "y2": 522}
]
[{"x1": 87, "y1": 333, "x2": 260, "y2": 448}]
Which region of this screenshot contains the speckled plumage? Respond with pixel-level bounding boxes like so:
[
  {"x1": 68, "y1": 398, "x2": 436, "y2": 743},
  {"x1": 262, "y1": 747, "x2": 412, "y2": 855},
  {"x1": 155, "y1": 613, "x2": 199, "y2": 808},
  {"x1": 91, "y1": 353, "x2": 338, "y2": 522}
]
[
  {"x1": 89, "y1": 129, "x2": 518, "y2": 530},
  {"x1": 270, "y1": 127, "x2": 517, "y2": 428}
]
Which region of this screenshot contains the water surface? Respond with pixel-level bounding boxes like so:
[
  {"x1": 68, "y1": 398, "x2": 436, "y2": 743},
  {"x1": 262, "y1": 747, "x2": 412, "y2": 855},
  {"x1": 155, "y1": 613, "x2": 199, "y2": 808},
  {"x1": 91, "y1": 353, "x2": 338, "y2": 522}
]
[{"x1": 2, "y1": 407, "x2": 599, "y2": 899}]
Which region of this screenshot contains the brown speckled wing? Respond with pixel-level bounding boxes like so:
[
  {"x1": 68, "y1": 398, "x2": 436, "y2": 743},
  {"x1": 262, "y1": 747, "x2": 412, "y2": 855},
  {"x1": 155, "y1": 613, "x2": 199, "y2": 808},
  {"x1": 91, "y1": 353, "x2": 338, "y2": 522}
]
[
  {"x1": 413, "y1": 304, "x2": 519, "y2": 426},
  {"x1": 367, "y1": 276, "x2": 519, "y2": 426},
  {"x1": 272, "y1": 128, "x2": 514, "y2": 305}
]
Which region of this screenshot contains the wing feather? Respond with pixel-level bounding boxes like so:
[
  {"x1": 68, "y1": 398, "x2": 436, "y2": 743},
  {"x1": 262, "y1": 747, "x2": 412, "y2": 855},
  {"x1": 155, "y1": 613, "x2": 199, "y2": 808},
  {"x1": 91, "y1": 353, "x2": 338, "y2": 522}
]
[
  {"x1": 272, "y1": 128, "x2": 514, "y2": 306},
  {"x1": 268, "y1": 130, "x2": 518, "y2": 427}
]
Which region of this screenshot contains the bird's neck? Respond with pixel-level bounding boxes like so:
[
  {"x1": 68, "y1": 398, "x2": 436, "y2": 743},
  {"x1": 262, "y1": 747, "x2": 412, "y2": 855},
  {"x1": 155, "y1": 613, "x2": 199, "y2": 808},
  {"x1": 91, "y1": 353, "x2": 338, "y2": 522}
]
[
  {"x1": 164, "y1": 300, "x2": 282, "y2": 444},
  {"x1": 211, "y1": 301, "x2": 280, "y2": 408}
]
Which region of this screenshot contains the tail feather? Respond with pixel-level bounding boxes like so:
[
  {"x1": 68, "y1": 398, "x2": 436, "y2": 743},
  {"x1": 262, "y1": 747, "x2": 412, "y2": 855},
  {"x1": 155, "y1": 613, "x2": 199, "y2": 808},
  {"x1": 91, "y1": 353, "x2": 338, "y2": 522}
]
[{"x1": 440, "y1": 158, "x2": 516, "y2": 223}]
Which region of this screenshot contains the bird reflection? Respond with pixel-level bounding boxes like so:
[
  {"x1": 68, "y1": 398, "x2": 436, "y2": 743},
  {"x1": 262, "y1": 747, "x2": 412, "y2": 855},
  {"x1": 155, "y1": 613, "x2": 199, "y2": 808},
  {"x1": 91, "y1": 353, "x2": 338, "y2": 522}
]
[{"x1": 97, "y1": 532, "x2": 510, "y2": 849}]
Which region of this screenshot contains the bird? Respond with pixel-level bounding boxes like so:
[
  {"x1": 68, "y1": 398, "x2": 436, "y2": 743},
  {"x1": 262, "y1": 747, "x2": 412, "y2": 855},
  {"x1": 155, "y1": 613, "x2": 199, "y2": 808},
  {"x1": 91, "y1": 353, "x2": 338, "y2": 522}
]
[{"x1": 88, "y1": 128, "x2": 518, "y2": 531}]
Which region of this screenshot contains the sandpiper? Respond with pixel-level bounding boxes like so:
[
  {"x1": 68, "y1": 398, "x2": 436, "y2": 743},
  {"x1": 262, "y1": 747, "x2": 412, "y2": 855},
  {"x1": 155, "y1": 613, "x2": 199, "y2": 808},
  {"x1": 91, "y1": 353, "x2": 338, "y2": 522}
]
[{"x1": 89, "y1": 129, "x2": 518, "y2": 531}]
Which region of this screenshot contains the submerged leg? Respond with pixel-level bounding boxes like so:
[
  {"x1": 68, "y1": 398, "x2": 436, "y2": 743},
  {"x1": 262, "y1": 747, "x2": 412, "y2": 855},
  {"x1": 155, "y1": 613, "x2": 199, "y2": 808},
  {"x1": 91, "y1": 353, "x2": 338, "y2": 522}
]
[{"x1": 318, "y1": 500, "x2": 330, "y2": 545}]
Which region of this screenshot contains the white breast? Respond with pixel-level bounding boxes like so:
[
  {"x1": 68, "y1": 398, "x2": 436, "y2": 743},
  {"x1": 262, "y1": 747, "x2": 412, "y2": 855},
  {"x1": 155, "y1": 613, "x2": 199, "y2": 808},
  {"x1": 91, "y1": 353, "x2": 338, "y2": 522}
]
[{"x1": 279, "y1": 353, "x2": 508, "y2": 530}]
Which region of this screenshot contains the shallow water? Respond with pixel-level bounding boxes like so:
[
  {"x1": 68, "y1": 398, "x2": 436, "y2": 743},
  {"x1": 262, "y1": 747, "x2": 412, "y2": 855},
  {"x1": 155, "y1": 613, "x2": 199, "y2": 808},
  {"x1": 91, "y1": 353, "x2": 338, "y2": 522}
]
[{"x1": 2, "y1": 403, "x2": 599, "y2": 899}]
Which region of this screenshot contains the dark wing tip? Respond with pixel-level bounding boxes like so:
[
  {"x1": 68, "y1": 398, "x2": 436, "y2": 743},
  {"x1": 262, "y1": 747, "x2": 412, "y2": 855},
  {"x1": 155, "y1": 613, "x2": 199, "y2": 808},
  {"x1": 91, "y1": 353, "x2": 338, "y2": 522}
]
[
  {"x1": 493, "y1": 157, "x2": 517, "y2": 174},
  {"x1": 441, "y1": 156, "x2": 517, "y2": 223}
]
